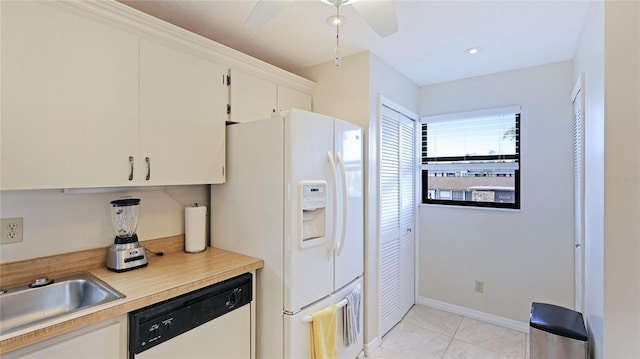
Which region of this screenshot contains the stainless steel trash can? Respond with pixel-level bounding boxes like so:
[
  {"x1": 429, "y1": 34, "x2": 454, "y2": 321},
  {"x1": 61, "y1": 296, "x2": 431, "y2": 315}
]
[{"x1": 529, "y1": 302, "x2": 587, "y2": 359}]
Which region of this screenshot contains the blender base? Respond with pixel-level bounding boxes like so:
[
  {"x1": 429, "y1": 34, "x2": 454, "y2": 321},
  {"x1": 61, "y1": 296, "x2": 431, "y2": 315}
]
[{"x1": 106, "y1": 241, "x2": 149, "y2": 272}]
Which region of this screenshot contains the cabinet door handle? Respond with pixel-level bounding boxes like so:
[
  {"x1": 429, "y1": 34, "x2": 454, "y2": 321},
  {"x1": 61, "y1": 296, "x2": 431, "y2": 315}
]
[
  {"x1": 128, "y1": 156, "x2": 134, "y2": 181},
  {"x1": 145, "y1": 157, "x2": 151, "y2": 180}
]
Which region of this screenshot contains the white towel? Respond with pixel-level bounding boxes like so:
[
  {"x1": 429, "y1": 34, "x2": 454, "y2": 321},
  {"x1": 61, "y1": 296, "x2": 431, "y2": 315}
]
[{"x1": 342, "y1": 288, "x2": 361, "y2": 346}]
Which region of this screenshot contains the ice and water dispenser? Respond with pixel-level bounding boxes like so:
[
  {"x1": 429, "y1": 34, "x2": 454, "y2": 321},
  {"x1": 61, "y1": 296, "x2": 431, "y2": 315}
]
[{"x1": 298, "y1": 181, "x2": 327, "y2": 248}]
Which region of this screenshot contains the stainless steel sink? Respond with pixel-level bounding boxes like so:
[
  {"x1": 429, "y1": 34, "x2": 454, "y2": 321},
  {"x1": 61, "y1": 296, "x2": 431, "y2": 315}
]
[{"x1": 0, "y1": 271, "x2": 124, "y2": 336}]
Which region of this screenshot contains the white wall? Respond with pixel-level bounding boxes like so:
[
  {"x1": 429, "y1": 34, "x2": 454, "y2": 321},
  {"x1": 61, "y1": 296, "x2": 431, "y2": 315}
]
[
  {"x1": 368, "y1": 55, "x2": 420, "y2": 116},
  {"x1": 366, "y1": 53, "x2": 419, "y2": 348},
  {"x1": 297, "y1": 52, "x2": 370, "y2": 129},
  {"x1": 418, "y1": 61, "x2": 575, "y2": 323},
  {"x1": 574, "y1": 2, "x2": 640, "y2": 357},
  {"x1": 299, "y1": 52, "x2": 419, "y2": 350},
  {"x1": 602, "y1": 1, "x2": 640, "y2": 357},
  {"x1": 0, "y1": 186, "x2": 208, "y2": 263}
]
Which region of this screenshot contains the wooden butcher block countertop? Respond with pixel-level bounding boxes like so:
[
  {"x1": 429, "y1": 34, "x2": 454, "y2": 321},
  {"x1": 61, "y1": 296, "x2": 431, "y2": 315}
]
[{"x1": 0, "y1": 235, "x2": 263, "y2": 354}]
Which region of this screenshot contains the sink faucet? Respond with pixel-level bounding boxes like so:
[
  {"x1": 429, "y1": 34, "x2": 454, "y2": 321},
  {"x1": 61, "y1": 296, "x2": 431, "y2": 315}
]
[{"x1": 29, "y1": 277, "x2": 55, "y2": 288}]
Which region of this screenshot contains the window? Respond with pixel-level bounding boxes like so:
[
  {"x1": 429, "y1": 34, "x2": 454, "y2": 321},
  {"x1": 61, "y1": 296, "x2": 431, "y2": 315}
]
[{"x1": 421, "y1": 106, "x2": 520, "y2": 209}]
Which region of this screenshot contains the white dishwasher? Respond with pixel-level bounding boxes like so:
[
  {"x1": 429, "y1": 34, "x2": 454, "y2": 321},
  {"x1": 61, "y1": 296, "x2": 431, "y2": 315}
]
[{"x1": 129, "y1": 273, "x2": 252, "y2": 359}]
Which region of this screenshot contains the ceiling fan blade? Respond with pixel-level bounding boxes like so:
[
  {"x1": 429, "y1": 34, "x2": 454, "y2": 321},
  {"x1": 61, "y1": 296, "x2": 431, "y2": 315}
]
[
  {"x1": 352, "y1": 0, "x2": 398, "y2": 37},
  {"x1": 245, "y1": 0, "x2": 292, "y2": 27}
]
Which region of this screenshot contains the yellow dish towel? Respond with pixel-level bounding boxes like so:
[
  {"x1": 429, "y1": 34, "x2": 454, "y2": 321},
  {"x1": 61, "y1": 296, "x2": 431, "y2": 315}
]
[{"x1": 310, "y1": 305, "x2": 338, "y2": 359}]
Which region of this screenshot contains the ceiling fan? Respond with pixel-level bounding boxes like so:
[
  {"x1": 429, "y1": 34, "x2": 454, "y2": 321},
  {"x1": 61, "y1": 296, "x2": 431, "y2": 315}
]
[{"x1": 245, "y1": 0, "x2": 399, "y2": 38}]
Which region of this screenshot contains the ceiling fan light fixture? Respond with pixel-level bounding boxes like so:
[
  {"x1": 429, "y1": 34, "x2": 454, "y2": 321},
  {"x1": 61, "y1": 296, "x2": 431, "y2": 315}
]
[
  {"x1": 323, "y1": 0, "x2": 351, "y2": 6},
  {"x1": 326, "y1": 14, "x2": 346, "y2": 26}
]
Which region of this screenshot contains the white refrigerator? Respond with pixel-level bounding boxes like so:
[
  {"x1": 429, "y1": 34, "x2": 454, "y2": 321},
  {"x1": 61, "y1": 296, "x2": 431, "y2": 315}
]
[{"x1": 211, "y1": 109, "x2": 364, "y2": 359}]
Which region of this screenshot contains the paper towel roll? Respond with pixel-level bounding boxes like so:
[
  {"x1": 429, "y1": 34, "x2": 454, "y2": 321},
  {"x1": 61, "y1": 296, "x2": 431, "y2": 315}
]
[{"x1": 185, "y1": 206, "x2": 207, "y2": 253}]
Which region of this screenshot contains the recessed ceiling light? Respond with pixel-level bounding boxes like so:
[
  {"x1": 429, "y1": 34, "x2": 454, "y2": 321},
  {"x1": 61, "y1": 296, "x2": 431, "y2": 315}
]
[
  {"x1": 465, "y1": 47, "x2": 482, "y2": 55},
  {"x1": 326, "y1": 15, "x2": 347, "y2": 26}
]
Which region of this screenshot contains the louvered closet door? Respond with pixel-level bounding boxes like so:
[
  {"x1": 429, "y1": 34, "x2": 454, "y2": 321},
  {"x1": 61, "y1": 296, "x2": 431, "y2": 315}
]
[
  {"x1": 573, "y1": 88, "x2": 585, "y2": 312},
  {"x1": 379, "y1": 105, "x2": 416, "y2": 336},
  {"x1": 399, "y1": 114, "x2": 416, "y2": 319}
]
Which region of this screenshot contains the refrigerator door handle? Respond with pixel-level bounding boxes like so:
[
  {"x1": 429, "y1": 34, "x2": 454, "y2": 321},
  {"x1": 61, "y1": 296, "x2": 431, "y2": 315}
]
[
  {"x1": 336, "y1": 152, "x2": 348, "y2": 256},
  {"x1": 327, "y1": 151, "x2": 338, "y2": 259}
]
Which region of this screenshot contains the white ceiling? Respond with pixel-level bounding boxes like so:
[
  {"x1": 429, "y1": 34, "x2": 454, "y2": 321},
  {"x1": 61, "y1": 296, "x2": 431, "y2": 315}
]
[{"x1": 118, "y1": 0, "x2": 592, "y2": 86}]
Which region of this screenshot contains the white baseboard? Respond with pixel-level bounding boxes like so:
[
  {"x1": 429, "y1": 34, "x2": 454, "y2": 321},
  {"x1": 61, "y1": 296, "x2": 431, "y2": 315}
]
[
  {"x1": 363, "y1": 336, "x2": 381, "y2": 357},
  {"x1": 417, "y1": 296, "x2": 530, "y2": 334}
]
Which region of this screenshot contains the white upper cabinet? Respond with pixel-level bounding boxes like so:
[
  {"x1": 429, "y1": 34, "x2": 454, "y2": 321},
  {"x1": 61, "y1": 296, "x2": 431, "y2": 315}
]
[
  {"x1": 139, "y1": 38, "x2": 227, "y2": 185},
  {"x1": 229, "y1": 69, "x2": 312, "y2": 123},
  {"x1": 1, "y1": 2, "x2": 139, "y2": 189},
  {"x1": 229, "y1": 69, "x2": 278, "y2": 123},
  {"x1": 1, "y1": 1, "x2": 313, "y2": 189},
  {"x1": 1, "y1": 2, "x2": 228, "y2": 189}
]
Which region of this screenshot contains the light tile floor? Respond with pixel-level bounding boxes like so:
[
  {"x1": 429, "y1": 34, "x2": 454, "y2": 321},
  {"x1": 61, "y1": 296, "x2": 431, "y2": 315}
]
[{"x1": 369, "y1": 305, "x2": 529, "y2": 359}]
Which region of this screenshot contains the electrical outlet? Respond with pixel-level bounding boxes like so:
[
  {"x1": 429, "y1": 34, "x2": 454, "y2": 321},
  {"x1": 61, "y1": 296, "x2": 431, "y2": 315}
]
[
  {"x1": 475, "y1": 280, "x2": 484, "y2": 294},
  {"x1": 1, "y1": 217, "x2": 23, "y2": 244}
]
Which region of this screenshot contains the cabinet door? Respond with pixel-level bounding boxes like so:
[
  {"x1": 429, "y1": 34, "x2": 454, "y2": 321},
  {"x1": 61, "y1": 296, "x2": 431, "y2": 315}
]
[
  {"x1": 139, "y1": 38, "x2": 227, "y2": 185},
  {"x1": 0, "y1": 2, "x2": 139, "y2": 189},
  {"x1": 277, "y1": 85, "x2": 312, "y2": 112},
  {"x1": 229, "y1": 69, "x2": 277, "y2": 123},
  {"x1": 7, "y1": 316, "x2": 127, "y2": 359}
]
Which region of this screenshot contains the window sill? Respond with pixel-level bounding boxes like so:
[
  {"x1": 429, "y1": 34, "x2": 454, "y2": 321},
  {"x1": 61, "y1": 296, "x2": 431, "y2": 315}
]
[{"x1": 419, "y1": 203, "x2": 521, "y2": 212}]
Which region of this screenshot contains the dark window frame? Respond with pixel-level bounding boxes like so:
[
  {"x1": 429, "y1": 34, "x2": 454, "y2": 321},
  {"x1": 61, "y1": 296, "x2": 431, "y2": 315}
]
[{"x1": 421, "y1": 113, "x2": 521, "y2": 210}]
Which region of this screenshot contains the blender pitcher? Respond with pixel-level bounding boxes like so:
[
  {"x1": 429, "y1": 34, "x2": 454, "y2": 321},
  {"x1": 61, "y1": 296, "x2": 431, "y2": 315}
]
[{"x1": 111, "y1": 198, "x2": 140, "y2": 243}]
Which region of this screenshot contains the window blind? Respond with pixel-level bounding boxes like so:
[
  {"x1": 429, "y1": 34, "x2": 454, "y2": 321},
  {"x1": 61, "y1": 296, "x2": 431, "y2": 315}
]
[{"x1": 422, "y1": 113, "x2": 519, "y2": 163}]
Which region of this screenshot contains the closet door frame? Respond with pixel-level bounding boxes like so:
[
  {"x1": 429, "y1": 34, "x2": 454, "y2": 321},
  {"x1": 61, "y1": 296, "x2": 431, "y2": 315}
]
[{"x1": 377, "y1": 96, "x2": 419, "y2": 337}]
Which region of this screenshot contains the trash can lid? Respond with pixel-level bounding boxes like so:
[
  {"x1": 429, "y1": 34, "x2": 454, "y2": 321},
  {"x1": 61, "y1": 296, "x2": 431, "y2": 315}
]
[{"x1": 530, "y1": 302, "x2": 588, "y2": 341}]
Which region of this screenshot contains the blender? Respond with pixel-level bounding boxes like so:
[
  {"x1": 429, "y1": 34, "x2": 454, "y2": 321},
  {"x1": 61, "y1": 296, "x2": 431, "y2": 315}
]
[{"x1": 106, "y1": 198, "x2": 148, "y2": 272}]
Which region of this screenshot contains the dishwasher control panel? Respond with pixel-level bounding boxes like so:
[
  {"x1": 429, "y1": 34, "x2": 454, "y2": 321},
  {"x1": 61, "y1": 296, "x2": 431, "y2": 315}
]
[{"x1": 128, "y1": 273, "x2": 252, "y2": 356}]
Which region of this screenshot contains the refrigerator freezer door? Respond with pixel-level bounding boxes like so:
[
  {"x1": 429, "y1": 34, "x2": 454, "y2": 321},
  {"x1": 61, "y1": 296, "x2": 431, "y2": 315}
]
[
  {"x1": 284, "y1": 109, "x2": 336, "y2": 312},
  {"x1": 284, "y1": 277, "x2": 363, "y2": 359},
  {"x1": 334, "y1": 120, "x2": 364, "y2": 291}
]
